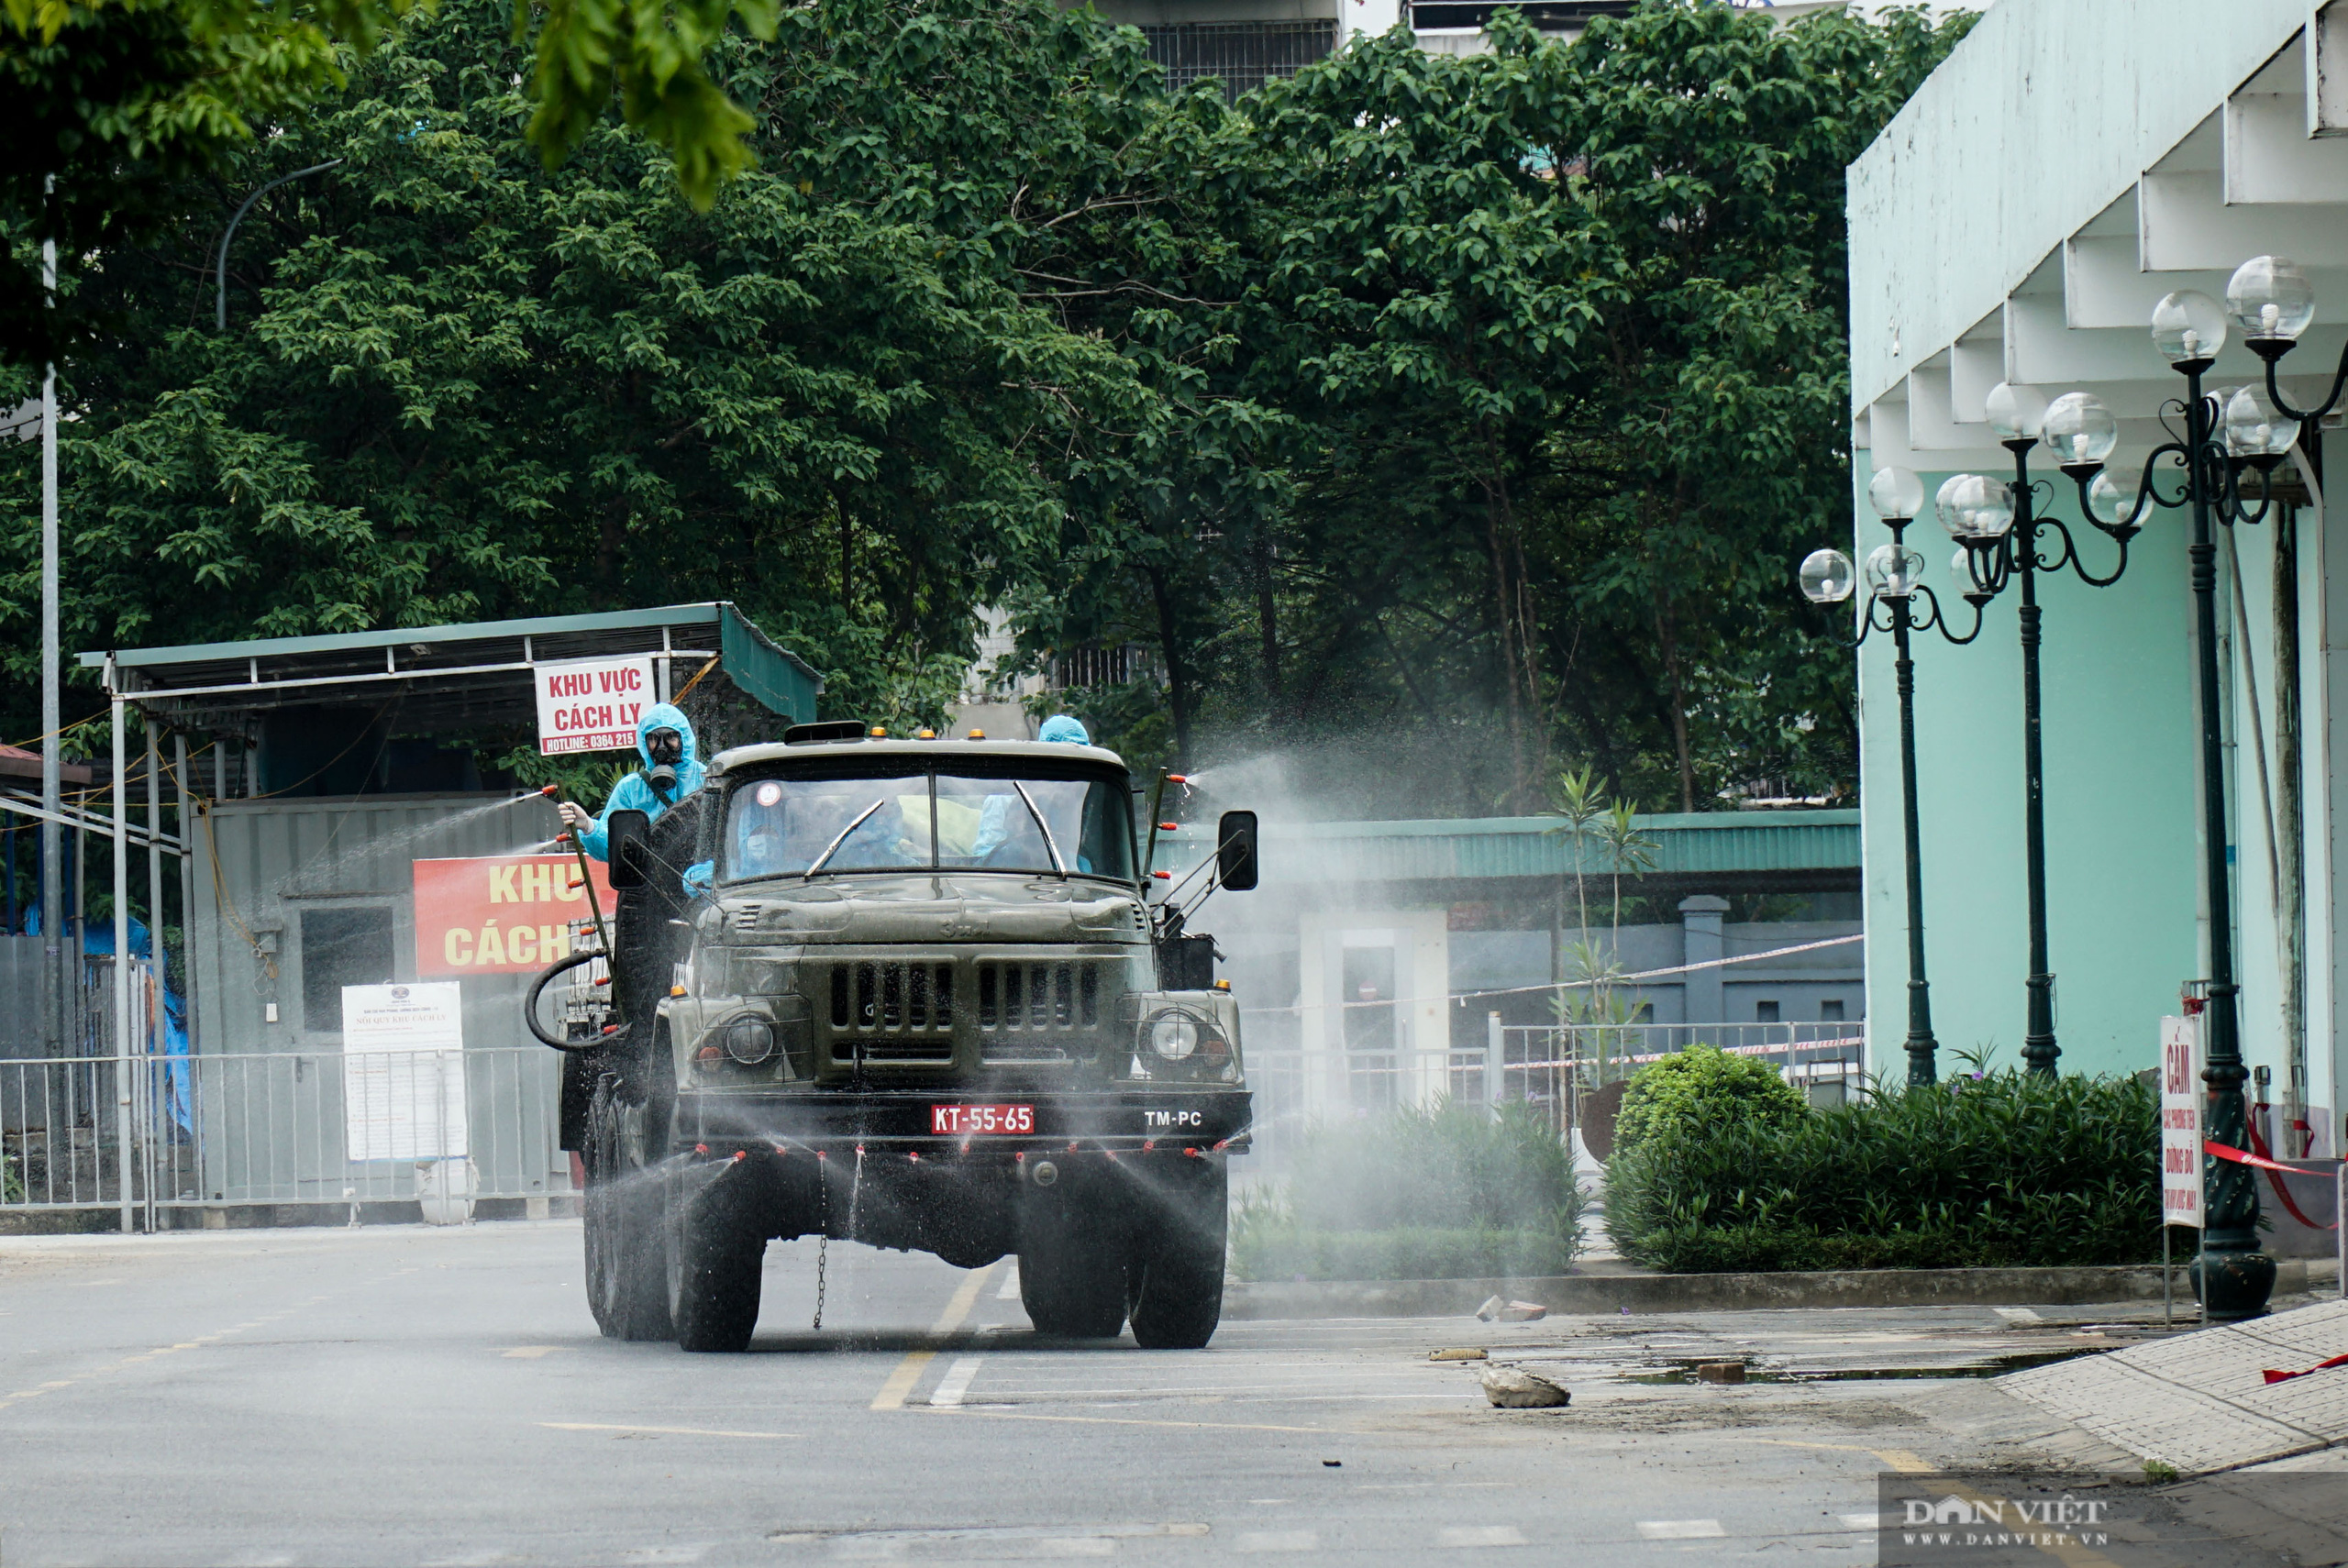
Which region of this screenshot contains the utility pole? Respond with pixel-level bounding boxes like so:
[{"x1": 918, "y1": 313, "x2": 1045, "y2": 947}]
[{"x1": 40, "y1": 206, "x2": 61, "y2": 1057}]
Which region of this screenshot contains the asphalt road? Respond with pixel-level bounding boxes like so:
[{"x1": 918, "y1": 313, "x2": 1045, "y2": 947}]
[{"x1": 0, "y1": 1221, "x2": 2173, "y2": 1566}]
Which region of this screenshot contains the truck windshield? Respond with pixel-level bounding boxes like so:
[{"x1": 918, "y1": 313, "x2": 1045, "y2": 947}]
[{"x1": 725, "y1": 769, "x2": 1135, "y2": 882}]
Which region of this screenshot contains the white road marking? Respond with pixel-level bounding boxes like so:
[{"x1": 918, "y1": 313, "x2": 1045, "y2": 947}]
[
  {"x1": 1637, "y1": 1520, "x2": 1726, "y2": 1540},
  {"x1": 1840, "y1": 1514, "x2": 1885, "y2": 1530},
  {"x1": 1437, "y1": 1526, "x2": 1527, "y2": 1548},
  {"x1": 1237, "y1": 1530, "x2": 1320, "y2": 1552},
  {"x1": 1992, "y1": 1307, "x2": 2043, "y2": 1324},
  {"x1": 998, "y1": 1261, "x2": 1023, "y2": 1299},
  {"x1": 929, "y1": 1357, "x2": 986, "y2": 1408}
]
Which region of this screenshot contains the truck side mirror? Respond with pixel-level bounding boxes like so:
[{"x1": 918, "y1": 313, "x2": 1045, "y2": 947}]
[
  {"x1": 1215, "y1": 811, "x2": 1258, "y2": 892},
  {"x1": 606, "y1": 809, "x2": 652, "y2": 889}
]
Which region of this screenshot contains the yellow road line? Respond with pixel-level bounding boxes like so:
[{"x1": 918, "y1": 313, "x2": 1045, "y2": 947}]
[
  {"x1": 870, "y1": 1263, "x2": 996, "y2": 1411},
  {"x1": 540, "y1": 1421, "x2": 794, "y2": 1440}
]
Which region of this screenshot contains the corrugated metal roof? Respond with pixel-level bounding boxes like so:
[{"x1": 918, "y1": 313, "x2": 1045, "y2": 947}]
[
  {"x1": 1157, "y1": 810, "x2": 1858, "y2": 882},
  {"x1": 79, "y1": 602, "x2": 823, "y2": 734}
]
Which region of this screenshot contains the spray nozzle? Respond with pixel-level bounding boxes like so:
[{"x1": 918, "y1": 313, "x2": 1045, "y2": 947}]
[
  {"x1": 537, "y1": 783, "x2": 560, "y2": 797},
  {"x1": 1151, "y1": 870, "x2": 1172, "y2": 880}
]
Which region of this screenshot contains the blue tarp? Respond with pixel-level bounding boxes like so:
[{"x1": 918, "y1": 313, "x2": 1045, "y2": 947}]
[{"x1": 25, "y1": 903, "x2": 192, "y2": 1132}]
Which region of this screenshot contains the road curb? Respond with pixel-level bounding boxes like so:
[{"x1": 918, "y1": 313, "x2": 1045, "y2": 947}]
[{"x1": 1224, "y1": 1257, "x2": 2340, "y2": 1319}]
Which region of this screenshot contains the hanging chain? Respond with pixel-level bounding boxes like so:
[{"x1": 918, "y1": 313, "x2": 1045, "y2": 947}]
[
  {"x1": 812, "y1": 1234, "x2": 827, "y2": 1331},
  {"x1": 812, "y1": 1162, "x2": 829, "y2": 1331}
]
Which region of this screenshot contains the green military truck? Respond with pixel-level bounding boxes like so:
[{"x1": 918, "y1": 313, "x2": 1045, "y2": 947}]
[{"x1": 532, "y1": 724, "x2": 1257, "y2": 1353}]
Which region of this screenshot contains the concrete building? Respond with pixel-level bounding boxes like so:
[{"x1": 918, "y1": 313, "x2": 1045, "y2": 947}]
[{"x1": 1844, "y1": 0, "x2": 2348, "y2": 1145}]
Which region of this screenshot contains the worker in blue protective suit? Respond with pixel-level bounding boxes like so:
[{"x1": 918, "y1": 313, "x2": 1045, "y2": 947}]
[
  {"x1": 555, "y1": 701, "x2": 706, "y2": 859},
  {"x1": 1037, "y1": 714, "x2": 1090, "y2": 745}
]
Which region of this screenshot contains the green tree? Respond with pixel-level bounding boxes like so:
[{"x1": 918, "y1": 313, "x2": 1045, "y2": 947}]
[
  {"x1": 3, "y1": 0, "x2": 781, "y2": 365},
  {"x1": 1017, "y1": 1, "x2": 1971, "y2": 812},
  {"x1": 0, "y1": 0, "x2": 1162, "y2": 731}
]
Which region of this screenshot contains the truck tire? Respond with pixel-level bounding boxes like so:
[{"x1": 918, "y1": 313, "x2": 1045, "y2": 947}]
[
  {"x1": 584, "y1": 1077, "x2": 674, "y2": 1342},
  {"x1": 669, "y1": 1183, "x2": 765, "y2": 1353},
  {"x1": 1019, "y1": 1189, "x2": 1128, "y2": 1339},
  {"x1": 1125, "y1": 1160, "x2": 1227, "y2": 1350}
]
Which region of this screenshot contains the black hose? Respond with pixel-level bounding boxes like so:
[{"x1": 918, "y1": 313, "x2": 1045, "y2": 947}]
[{"x1": 526, "y1": 948, "x2": 609, "y2": 1053}]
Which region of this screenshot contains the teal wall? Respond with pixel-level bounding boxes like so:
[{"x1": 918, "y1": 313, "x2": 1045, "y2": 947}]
[{"x1": 1857, "y1": 462, "x2": 2199, "y2": 1081}]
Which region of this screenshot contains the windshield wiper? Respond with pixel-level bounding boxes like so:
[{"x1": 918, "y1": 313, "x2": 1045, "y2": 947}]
[
  {"x1": 804, "y1": 798, "x2": 887, "y2": 878},
  {"x1": 1012, "y1": 781, "x2": 1068, "y2": 878}
]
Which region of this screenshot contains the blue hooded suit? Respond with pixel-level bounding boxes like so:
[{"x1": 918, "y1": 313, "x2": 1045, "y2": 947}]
[{"x1": 578, "y1": 701, "x2": 705, "y2": 862}]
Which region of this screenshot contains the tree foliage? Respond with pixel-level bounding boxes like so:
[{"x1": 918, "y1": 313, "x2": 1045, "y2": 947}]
[
  {"x1": 3, "y1": 0, "x2": 781, "y2": 365},
  {"x1": 1023, "y1": 2, "x2": 1971, "y2": 810},
  {"x1": 0, "y1": 0, "x2": 1157, "y2": 724},
  {"x1": 0, "y1": 0, "x2": 1972, "y2": 808}
]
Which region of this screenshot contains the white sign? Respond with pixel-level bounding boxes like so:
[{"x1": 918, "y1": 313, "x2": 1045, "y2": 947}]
[
  {"x1": 534, "y1": 656, "x2": 655, "y2": 756},
  {"x1": 2159, "y1": 1014, "x2": 2202, "y2": 1229},
  {"x1": 342, "y1": 982, "x2": 468, "y2": 1162}
]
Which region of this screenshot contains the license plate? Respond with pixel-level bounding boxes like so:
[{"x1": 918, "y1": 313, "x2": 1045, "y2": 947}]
[{"x1": 931, "y1": 1103, "x2": 1036, "y2": 1136}]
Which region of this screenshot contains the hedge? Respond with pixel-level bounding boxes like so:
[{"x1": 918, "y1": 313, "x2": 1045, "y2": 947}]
[{"x1": 1603, "y1": 1069, "x2": 2159, "y2": 1273}]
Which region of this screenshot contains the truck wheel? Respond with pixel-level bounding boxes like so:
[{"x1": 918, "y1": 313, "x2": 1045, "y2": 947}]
[
  {"x1": 585, "y1": 1077, "x2": 673, "y2": 1342},
  {"x1": 669, "y1": 1185, "x2": 765, "y2": 1353},
  {"x1": 1126, "y1": 1161, "x2": 1227, "y2": 1350},
  {"x1": 1019, "y1": 1193, "x2": 1128, "y2": 1339}
]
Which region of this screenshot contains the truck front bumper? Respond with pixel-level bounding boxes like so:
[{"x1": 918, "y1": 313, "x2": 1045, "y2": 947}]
[{"x1": 673, "y1": 1088, "x2": 1252, "y2": 1154}]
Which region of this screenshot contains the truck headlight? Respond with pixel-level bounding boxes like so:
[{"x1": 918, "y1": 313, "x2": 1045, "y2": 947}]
[
  {"x1": 725, "y1": 1020, "x2": 776, "y2": 1065},
  {"x1": 1147, "y1": 1012, "x2": 1202, "y2": 1061}
]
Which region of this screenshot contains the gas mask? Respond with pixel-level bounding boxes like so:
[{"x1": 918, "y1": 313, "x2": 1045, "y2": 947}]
[{"x1": 646, "y1": 728, "x2": 683, "y2": 799}]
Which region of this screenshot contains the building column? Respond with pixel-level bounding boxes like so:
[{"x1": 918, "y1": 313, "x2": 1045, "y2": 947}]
[{"x1": 1680, "y1": 895, "x2": 1730, "y2": 1026}]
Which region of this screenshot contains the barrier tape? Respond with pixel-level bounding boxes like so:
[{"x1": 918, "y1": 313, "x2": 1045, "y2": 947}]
[
  {"x1": 2202, "y1": 1139, "x2": 2342, "y2": 1231},
  {"x1": 2263, "y1": 1353, "x2": 2348, "y2": 1386},
  {"x1": 2247, "y1": 1115, "x2": 2339, "y2": 1233}
]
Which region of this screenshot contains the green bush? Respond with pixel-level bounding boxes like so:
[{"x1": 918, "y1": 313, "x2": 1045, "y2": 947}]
[
  {"x1": 1612, "y1": 1043, "x2": 1811, "y2": 1155},
  {"x1": 1604, "y1": 1069, "x2": 2159, "y2": 1273},
  {"x1": 1229, "y1": 1100, "x2": 1585, "y2": 1281}
]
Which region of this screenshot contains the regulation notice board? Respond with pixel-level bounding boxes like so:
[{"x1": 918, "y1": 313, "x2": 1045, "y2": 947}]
[
  {"x1": 342, "y1": 982, "x2": 468, "y2": 1161},
  {"x1": 535, "y1": 656, "x2": 655, "y2": 756},
  {"x1": 2159, "y1": 1014, "x2": 2203, "y2": 1228}
]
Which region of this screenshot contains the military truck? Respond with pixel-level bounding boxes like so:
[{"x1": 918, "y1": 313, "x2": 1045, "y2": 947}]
[{"x1": 530, "y1": 723, "x2": 1257, "y2": 1353}]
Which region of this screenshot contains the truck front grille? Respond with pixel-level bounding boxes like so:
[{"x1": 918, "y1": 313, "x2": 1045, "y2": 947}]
[
  {"x1": 809, "y1": 953, "x2": 1124, "y2": 1072},
  {"x1": 977, "y1": 961, "x2": 1105, "y2": 1063},
  {"x1": 830, "y1": 961, "x2": 956, "y2": 1035}
]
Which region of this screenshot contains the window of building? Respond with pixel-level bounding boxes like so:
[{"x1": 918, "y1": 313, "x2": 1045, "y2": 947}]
[
  {"x1": 1138, "y1": 22, "x2": 1335, "y2": 100},
  {"x1": 1755, "y1": 999, "x2": 1780, "y2": 1023},
  {"x1": 1821, "y1": 999, "x2": 1845, "y2": 1022},
  {"x1": 301, "y1": 907, "x2": 395, "y2": 1033}
]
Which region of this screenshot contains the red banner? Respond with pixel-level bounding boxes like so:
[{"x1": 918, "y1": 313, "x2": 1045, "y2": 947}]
[{"x1": 413, "y1": 855, "x2": 614, "y2": 977}]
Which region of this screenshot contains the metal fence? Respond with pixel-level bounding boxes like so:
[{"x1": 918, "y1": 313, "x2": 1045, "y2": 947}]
[
  {"x1": 2, "y1": 1045, "x2": 569, "y2": 1218},
  {"x1": 1235, "y1": 1020, "x2": 1867, "y2": 1168}
]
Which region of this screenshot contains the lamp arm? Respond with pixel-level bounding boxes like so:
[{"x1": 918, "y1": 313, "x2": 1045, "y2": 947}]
[
  {"x1": 1916, "y1": 584, "x2": 1984, "y2": 646},
  {"x1": 2223, "y1": 457, "x2": 2280, "y2": 527},
  {"x1": 2075, "y1": 441, "x2": 2187, "y2": 535},
  {"x1": 2040, "y1": 516, "x2": 2127, "y2": 588},
  {"x1": 2265, "y1": 341, "x2": 2348, "y2": 426}
]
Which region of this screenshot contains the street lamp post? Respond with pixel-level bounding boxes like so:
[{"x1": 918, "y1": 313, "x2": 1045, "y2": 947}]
[
  {"x1": 1800, "y1": 468, "x2": 1982, "y2": 1088},
  {"x1": 1935, "y1": 384, "x2": 2142, "y2": 1077},
  {"x1": 2022, "y1": 273, "x2": 2298, "y2": 1320}
]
